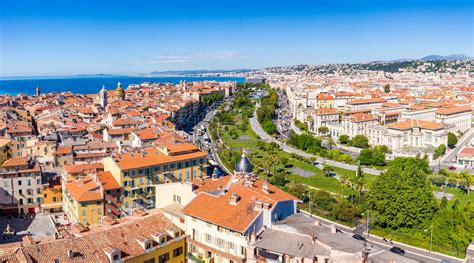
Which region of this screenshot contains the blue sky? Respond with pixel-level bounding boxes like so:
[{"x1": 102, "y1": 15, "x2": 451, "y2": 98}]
[{"x1": 0, "y1": 0, "x2": 472, "y2": 77}]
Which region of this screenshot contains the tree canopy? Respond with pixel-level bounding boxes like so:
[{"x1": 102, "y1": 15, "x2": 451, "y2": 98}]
[
  {"x1": 447, "y1": 132, "x2": 458, "y2": 149},
  {"x1": 350, "y1": 135, "x2": 370, "y2": 148},
  {"x1": 369, "y1": 157, "x2": 437, "y2": 230}
]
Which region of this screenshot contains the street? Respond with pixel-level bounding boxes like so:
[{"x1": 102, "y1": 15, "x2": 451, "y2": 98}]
[{"x1": 250, "y1": 108, "x2": 382, "y2": 175}]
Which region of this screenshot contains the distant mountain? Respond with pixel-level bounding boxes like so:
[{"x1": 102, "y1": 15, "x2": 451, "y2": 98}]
[
  {"x1": 420, "y1": 54, "x2": 472, "y2": 61},
  {"x1": 148, "y1": 69, "x2": 254, "y2": 75}
]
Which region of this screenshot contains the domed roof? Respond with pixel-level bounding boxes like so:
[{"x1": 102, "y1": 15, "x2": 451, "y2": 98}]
[{"x1": 235, "y1": 150, "x2": 253, "y2": 174}]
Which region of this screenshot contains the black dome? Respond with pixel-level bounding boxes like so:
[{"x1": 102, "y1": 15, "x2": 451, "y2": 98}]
[{"x1": 235, "y1": 155, "x2": 253, "y2": 173}]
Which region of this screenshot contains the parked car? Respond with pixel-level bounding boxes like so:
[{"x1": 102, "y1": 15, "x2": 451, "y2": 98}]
[
  {"x1": 389, "y1": 247, "x2": 405, "y2": 255},
  {"x1": 352, "y1": 234, "x2": 366, "y2": 242}
]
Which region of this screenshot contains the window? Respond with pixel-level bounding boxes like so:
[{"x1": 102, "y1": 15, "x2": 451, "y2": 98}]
[
  {"x1": 217, "y1": 238, "x2": 224, "y2": 247},
  {"x1": 132, "y1": 170, "x2": 136, "y2": 176},
  {"x1": 205, "y1": 234, "x2": 212, "y2": 243},
  {"x1": 186, "y1": 172, "x2": 190, "y2": 181},
  {"x1": 124, "y1": 171, "x2": 129, "y2": 177},
  {"x1": 158, "y1": 252, "x2": 169, "y2": 263},
  {"x1": 173, "y1": 247, "x2": 183, "y2": 257},
  {"x1": 154, "y1": 166, "x2": 160, "y2": 172},
  {"x1": 139, "y1": 178, "x2": 144, "y2": 184},
  {"x1": 37, "y1": 179, "x2": 41, "y2": 184},
  {"x1": 82, "y1": 210, "x2": 86, "y2": 216},
  {"x1": 173, "y1": 195, "x2": 181, "y2": 204},
  {"x1": 3, "y1": 181, "x2": 8, "y2": 188},
  {"x1": 18, "y1": 180, "x2": 22, "y2": 186},
  {"x1": 144, "y1": 259, "x2": 155, "y2": 263},
  {"x1": 177, "y1": 163, "x2": 182, "y2": 169}
]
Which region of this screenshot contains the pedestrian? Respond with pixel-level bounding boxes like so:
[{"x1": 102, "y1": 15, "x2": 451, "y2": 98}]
[
  {"x1": 383, "y1": 237, "x2": 386, "y2": 242},
  {"x1": 389, "y1": 238, "x2": 393, "y2": 244}
]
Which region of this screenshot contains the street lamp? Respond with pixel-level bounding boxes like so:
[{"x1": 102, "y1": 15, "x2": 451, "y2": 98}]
[
  {"x1": 361, "y1": 210, "x2": 370, "y2": 237},
  {"x1": 303, "y1": 192, "x2": 312, "y2": 216},
  {"x1": 424, "y1": 224, "x2": 433, "y2": 253}
]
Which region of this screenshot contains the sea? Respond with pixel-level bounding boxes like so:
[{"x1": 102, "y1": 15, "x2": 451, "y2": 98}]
[{"x1": 0, "y1": 75, "x2": 246, "y2": 95}]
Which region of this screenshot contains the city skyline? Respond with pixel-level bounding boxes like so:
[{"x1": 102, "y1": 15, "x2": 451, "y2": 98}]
[{"x1": 1, "y1": 0, "x2": 472, "y2": 77}]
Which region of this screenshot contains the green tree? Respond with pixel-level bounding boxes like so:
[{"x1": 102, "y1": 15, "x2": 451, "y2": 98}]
[
  {"x1": 318, "y1": 126, "x2": 329, "y2": 135},
  {"x1": 447, "y1": 132, "x2": 458, "y2": 149},
  {"x1": 350, "y1": 135, "x2": 370, "y2": 148},
  {"x1": 433, "y1": 144, "x2": 447, "y2": 160},
  {"x1": 338, "y1": 134, "x2": 350, "y2": 144},
  {"x1": 262, "y1": 153, "x2": 280, "y2": 176},
  {"x1": 460, "y1": 170, "x2": 472, "y2": 196},
  {"x1": 322, "y1": 165, "x2": 334, "y2": 177},
  {"x1": 368, "y1": 157, "x2": 436, "y2": 229}
]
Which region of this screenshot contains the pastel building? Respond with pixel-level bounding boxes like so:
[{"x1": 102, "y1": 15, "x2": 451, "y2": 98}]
[{"x1": 183, "y1": 152, "x2": 298, "y2": 263}]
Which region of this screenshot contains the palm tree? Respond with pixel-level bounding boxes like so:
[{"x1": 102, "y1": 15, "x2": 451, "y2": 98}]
[
  {"x1": 461, "y1": 170, "x2": 472, "y2": 196},
  {"x1": 349, "y1": 165, "x2": 365, "y2": 201},
  {"x1": 322, "y1": 165, "x2": 334, "y2": 177},
  {"x1": 263, "y1": 153, "x2": 280, "y2": 176},
  {"x1": 339, "y1": 173, "x2": 350, "y2": 196}
]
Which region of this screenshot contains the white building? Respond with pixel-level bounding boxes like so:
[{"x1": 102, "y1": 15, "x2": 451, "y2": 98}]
[
  {"x1": 183, "y1": 152, "x2": 298, "y2": 263},
  {"x1": 346, "y1": 98, "x2": 385, "y2": 111},
  {"x1": 368, "y1": 119, "x2": 448, "y2": 151},
  {"x1": 435, "y1": 106, "x2": 472, "y2": 134}
]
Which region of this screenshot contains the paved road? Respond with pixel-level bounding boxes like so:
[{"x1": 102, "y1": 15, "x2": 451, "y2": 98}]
[
  {"x1": 300, "y1": 210, "x2": 463, "y2": 263},
  {"x1": 249, "y1": 110, "x2": 382, "y2": 175},
  {"x1": 430, "y1": 128, "x2": 474, "y2": 173}
]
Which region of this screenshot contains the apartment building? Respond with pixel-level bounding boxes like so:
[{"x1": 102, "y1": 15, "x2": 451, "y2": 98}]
[
  {"x1": 342, "y1": 113, "x2": 379, "y2": 138},
  {"x1": 6, "y1": 209, "x2": 186, "y2": 263},
  {"x1": 103, "y1": 143, "x2": 208, "y2": 213},
  {"x1": 63, "y1": 171, "x2": 121, "y2": 225},
  {"x1": 0, "y1": 157, "x2": 43, "y2": 215},
  {"x1": 307, "y1": 108, "x2": 339, "y2": 134},
  {"x1": 0, "y1": 138, "x2": 11, "y2": 165},
  {"x1": 368, "y1": 120, "x2": 447, "y2": 151},
  {"x1": 435, "y1": 106, "x2": 472, "y2": 134},
  {"x1": 346, "y1": 98, "x2": 385, "y2": 111},
  {"x1": 401, "y1": 107, "x2": 436, "y2": 121},
  {"x1": 183, "y1": 152, "x2": 298, "y2": 263}
]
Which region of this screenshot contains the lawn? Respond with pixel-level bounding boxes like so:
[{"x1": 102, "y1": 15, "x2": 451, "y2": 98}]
[
  {"x1": 432, "y1": 185, "x2": 474, "y2": 206},
  {"x1": 215, "y1": 101, "x2": 364, "y2": 197}
]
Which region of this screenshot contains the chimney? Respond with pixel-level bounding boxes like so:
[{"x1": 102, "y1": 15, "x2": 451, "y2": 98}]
[
  {"x1": 229, "y1": 193, "x2": 240, "y2": 205},
  {"x1": 330, "y1": 224, "x2": 337, "y2": 234},
  {"x1": 262, "y1": 182, "x2": 270, "y2": 194},
  {"x1": 250, "y1": 231, "x2": 257, "y2": 243},
  {"x1": 254, "y1": 200, "x2": 263, "y2": 210},
  {"x1": 262, "y1": 202, "x2": 271, "y2": 210}
]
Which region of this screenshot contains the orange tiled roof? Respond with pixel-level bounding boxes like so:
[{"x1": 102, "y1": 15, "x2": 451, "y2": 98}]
[
  {"x1": 65, "y1": 163, "x2": 104, "y2": 175},
  {"x1": 2, "y1": 157, "x2": 28, "y2": 167},
  {"x1": 15, "y1": 209, "x2": 181, "y2": 262},
  {"x1": 315, "y1": 107, "x2": 338, "y2": 115},
  {"x1": 114, "y1": 144, "x2": 207, "y2": 170},
  {"x1": 65, "y1": 175, "x2": 102, "y2": 202},
  {"x1": 183, "y1": 178, "x2": 297, "y2": 233},
  {"x1": 388, "y1": 119, "x2": 445, "y2": 131},
  {"x1": 435, "y1": 106, "x2": 472, "y2": 115}
]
